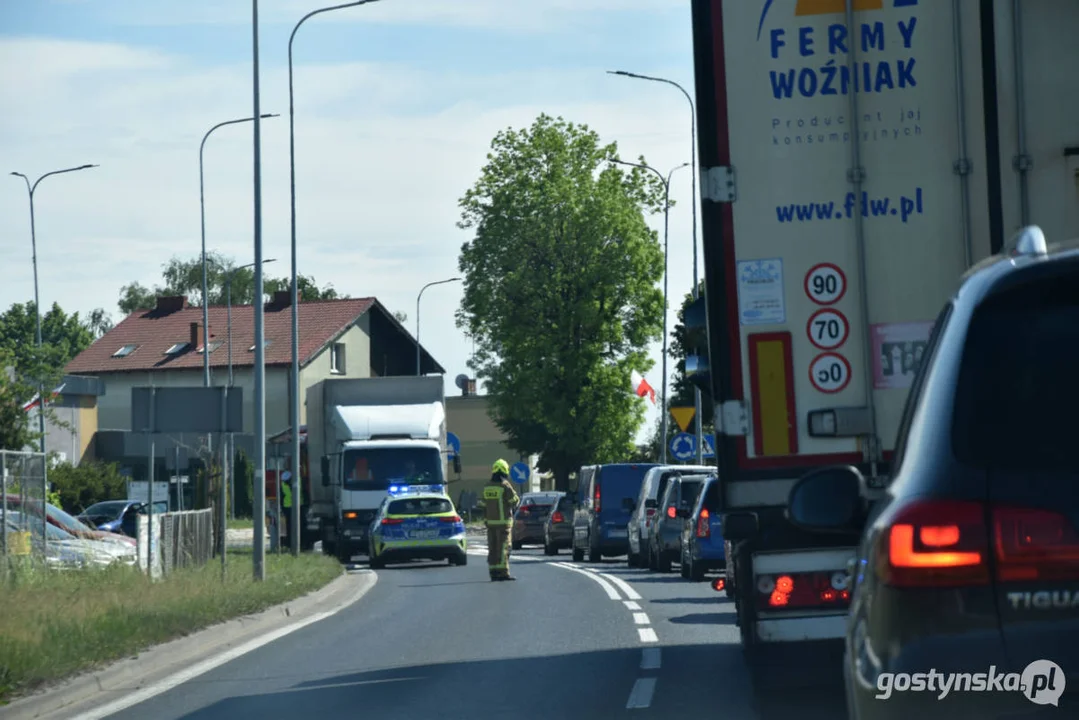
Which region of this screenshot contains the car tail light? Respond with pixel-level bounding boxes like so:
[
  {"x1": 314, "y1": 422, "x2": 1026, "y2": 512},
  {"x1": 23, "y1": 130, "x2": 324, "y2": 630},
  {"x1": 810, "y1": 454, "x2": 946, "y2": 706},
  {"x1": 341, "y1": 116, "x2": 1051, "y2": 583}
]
[
  {"x1": 344, "y1": 511, "x2": 358, "y2": 520},
  {"x1": 437, "y1": 515, "x2": 462, "y2": 523},
  {"x1": 878, "y1": 499, "x2": 990, "y2": 588},
  {"x1": 552, "y1": 511, "x2": 564, "y2": 524},
  {"x1": 666, "y1": 506, "x2": 676, "y2": 519},
  {"x1": 594, "y1": 483, "x2": 601, "y2": 513},
  {"x1": 697, "y1": 508, "x2": 710, "y2": 538},
  {"x1": 381, "y1": 517, "x2": 404, "y2": 525},
  {"x1": 993, "y1": 507, "x2": 1079, "y2": 582},
  {"x1": 712, "y1": 577, "x2": 725, "y2": 592},
  {"x1": 645, "y1": 508, "x2": 655, "y2": 517},
  {"x1": 756, "y1": 572, "x2": 851, "y2": 610}
]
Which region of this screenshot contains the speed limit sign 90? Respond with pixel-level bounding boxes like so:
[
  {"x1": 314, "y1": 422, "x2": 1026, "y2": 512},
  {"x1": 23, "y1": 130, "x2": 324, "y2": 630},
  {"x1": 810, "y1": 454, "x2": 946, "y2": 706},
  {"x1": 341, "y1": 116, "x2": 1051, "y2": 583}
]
[
  {"x1": 806, "y1": 308, "x2": 850, "y2": 350},
  {"x1": 804, "y1": 263, "x2": 847, "y2": 305},
  {"x1": 809, "y1": 352, "x2": 852, "y2": 394}
]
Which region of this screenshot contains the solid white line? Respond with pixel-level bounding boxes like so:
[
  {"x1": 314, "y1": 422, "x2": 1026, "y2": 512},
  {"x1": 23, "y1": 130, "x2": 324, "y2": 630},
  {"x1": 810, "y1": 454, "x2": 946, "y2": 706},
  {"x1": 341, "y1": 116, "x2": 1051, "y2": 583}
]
[
  {"x1": 623, "y1": 600, "x2": 641, "y2": 610},
  {"x1": 595, "y1": 571, "x2": 642, "y2": 600},
  {"x1": 632, "y1": 612, "x2": 650, "y2": 625},
  {"x1": 640, "y1": 647, "x2": 661, "y2": 670},
  {"x1": 625, "y1": 677, "x2": 657, "y2": 709},
  {"x1": 550, "y1": 562, "x2": 622, "y2": 600},
  {"x1": 637, "y1": 628, "x2": 658, "y2": 643},
  {"x1": 70, "y1": 609, "x2": 340, "y2": 720}
]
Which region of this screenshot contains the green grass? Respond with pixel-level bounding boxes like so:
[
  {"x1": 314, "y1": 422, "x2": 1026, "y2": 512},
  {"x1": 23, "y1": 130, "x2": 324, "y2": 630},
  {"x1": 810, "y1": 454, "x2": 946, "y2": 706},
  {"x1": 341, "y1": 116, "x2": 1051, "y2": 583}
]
[
  {"x1": 226, "y1": 517, "x2": 254, "y2": 530},
  {"x1": 0, "y1": 552, "x2": 341, "y2": 704}
]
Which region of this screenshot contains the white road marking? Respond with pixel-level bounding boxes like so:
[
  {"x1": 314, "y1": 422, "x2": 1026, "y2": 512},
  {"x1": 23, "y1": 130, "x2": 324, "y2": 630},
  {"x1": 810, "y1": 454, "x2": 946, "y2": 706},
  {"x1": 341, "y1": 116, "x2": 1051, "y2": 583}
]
[
  {"x1": 550, "y1": 562, "x2": 622, "y2": 600},
  {"x1": 632, "y1": 612, "x2": 650, "y2": 625},
  {"x1": 637, "y1": 628, "x2": 659, "y2": 643},
  {"x1": 595, "y1": 571, "x2": 642, "y2": 600},
  {"x1": 625, "y1": 677, "x2": 657, "y2": 709},
  {"x1": 623, "y1": 600, "x2": 641, "y2": 610},
  {"x1": 640, "y1": 647, "x2": 661, "y2": 670},
  {"x1": 70, "y1": 608, "x2": 341, "y2": 719}
]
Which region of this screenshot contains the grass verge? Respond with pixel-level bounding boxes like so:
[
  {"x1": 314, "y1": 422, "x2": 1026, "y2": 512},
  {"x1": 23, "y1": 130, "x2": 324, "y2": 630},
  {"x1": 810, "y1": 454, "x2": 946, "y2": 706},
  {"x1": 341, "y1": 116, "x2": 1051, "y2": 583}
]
[
  {"x1": 227, "y1": 516, "x2": 254, "y2": 530},
  {"x1": 0, "y1": 552, "x2": 341, "y2": 705}
]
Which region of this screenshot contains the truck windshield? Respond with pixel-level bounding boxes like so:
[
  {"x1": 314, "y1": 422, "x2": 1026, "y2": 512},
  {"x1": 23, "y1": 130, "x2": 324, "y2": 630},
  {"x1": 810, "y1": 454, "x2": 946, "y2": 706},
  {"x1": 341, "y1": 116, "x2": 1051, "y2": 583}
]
[{"x1": 342, "y1": 447, "x2": 444, "y2": 491}]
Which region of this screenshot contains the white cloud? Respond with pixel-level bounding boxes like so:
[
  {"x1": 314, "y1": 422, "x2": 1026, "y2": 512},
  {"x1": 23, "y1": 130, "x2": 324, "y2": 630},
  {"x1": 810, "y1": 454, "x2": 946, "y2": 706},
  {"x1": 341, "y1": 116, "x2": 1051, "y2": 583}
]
[{"x1": 0, "y1": 21, "x2": 700, "y2": 445}]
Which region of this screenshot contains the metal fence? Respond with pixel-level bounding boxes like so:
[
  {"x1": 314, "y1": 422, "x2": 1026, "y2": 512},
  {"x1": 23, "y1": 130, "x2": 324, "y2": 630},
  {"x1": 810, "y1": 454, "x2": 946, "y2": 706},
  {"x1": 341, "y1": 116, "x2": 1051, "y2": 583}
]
[
  {"x1": 1, "y1": 450, "x2": 48, "y2": 562},
  {"x1": 137, "y1": 509, "x2": 214, "y2": 578}
]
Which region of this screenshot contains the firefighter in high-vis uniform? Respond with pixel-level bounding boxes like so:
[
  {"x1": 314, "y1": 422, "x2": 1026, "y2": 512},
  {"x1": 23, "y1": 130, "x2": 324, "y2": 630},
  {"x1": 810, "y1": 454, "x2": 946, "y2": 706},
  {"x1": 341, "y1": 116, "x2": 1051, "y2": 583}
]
[{"x1": 483, "y1": 459, "x2": 520, "y2": 581}]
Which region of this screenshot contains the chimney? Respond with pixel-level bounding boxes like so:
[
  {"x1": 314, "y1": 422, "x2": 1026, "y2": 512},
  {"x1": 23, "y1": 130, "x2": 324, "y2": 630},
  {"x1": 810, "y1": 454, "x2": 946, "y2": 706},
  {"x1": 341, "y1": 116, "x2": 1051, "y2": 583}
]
[
  {"x1": 155, "y1": 296, "x2": 188, "y2": 314},
  {"x1": 466, "y1": 379, "x2": 476, "y2": 396},
  {"x1": 272, "y1": 290, "x2": 291, "y2": 307},
  {"x1": 189, "y1": 322, "x2": 204, "y2": 349}
]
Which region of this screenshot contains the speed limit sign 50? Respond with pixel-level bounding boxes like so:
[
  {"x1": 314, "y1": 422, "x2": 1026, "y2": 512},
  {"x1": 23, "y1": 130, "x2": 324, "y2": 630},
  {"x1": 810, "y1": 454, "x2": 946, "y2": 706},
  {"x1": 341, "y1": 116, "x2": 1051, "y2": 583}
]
[
  {"x1": 806, "y1": 308, "x2": 850, "y2": 350},
  {"x1": 809, "y1": 352, "x2": 852, "y2": 394}
]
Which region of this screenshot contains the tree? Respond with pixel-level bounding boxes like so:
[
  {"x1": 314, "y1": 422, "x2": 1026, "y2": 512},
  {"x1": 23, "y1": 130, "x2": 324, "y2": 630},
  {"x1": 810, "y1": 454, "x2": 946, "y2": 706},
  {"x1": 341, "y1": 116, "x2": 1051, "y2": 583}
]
[
  {"x1": 0, "y1": 350, "x2": 37, "y2": 451},
  {"x1": 117, "y1": 253, "x2": 344, "y2": 315},
  {"x1": 456, "y1": 114, "x2": 665, "y2": 490},
  {"x1": 0, "y1": 302, "x2": 99, "y2": 388}
]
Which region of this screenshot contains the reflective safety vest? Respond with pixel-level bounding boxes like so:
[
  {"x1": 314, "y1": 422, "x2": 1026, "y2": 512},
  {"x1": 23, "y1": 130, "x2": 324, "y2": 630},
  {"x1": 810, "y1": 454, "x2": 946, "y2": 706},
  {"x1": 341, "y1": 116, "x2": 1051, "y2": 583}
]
[
  {"x1": 282, "y1": 481, "x2": 293, "y2": 509},
  {"x1": 483, "y1": 480, "x2": 519, "y2": 526}
]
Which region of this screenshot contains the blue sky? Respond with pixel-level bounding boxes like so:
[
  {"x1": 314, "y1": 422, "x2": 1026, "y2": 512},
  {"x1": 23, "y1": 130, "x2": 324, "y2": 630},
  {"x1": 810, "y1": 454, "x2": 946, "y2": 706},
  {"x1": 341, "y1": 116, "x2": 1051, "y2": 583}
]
[{"x1": 0, "y1": 0, "x2": 698, "y2": 444}]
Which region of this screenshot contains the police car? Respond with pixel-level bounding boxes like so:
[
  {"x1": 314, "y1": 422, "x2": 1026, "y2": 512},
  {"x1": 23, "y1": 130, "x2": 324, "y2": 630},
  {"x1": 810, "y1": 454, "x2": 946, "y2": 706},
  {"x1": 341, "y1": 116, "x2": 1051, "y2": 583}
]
[{"x1": 367, "y1": 491, "x2": 468, "y2": 569}]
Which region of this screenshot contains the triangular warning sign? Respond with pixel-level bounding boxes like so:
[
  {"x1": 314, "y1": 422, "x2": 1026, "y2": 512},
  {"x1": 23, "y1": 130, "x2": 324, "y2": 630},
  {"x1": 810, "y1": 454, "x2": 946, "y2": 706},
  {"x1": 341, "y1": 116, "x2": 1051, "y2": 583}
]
[{"x1": 669, "y1": 407, "x2": 696, "y2": 433}]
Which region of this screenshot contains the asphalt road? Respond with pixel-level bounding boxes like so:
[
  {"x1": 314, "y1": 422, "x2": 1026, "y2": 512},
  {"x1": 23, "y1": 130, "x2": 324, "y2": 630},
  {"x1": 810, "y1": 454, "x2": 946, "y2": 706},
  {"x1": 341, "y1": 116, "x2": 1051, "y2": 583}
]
[{"x1": 92, "y1": 542, "x2": 848, "y2": 719}]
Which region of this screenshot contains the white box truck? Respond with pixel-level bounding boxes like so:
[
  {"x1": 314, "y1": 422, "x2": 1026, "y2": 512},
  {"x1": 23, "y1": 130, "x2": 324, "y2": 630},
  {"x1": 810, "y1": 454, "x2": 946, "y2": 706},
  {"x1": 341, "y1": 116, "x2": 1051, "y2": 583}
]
[
  {"x1": 308, "y1": 376, "x2": 461, "y2": 562},
  {"x1": 689, "y1": 0, "x2": 1078, "y2": 669}
]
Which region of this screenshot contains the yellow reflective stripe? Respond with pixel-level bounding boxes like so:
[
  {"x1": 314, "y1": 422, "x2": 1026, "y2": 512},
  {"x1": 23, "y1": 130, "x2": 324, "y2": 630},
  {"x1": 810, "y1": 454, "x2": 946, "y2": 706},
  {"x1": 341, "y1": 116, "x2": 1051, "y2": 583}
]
[
  {"x1": 378, "y1": 538, "x2": 466, "y2": 549},
  {"x1": 384, "y1": 512, "x2": 458, "y2": 520}
]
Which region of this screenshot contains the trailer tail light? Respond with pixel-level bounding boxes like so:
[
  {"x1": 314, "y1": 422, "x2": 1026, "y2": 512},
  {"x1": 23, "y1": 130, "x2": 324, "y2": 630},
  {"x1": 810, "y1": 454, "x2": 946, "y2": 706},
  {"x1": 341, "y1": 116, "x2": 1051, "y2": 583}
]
[
  {"x1": 879, "y1": 499, "x2": 990, "y2": 588},
  {"x1": 666, "y1": 506, "x2": 677, "y2": 519},
  {"x1": 594, "y1": 483, "x2": 601, "y2": 513},
  {"x1": 381, "y1": 517, "x2": 404, "y2": 525},
  {"x1": 756, "y1": 571, "x2": 852, "y2": 611},
  {"x1": 697, "y1": 508, "x2": 711, "y2": 538},
  {"x1": 712, "y1": 577, "x2": 725, "y2": 592},
  {"x1": 993, "y1": 507, "x2": 1079, "y2": 582},
  {"x1": 551, "y1": 511, "x2": 565, "y2": 524}
]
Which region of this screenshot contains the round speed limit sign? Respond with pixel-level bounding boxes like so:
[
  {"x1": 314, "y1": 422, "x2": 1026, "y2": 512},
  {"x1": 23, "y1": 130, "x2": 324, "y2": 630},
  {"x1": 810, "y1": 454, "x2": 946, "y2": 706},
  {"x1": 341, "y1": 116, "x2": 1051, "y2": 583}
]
[
  {"x1": 806, "y1": 308, "x2": 850, "y2": 350},
  {"x1": 804, "y1": 263, "x2": 847, "y2": 306},
  {"x1": 809, "y1": 352, "x2": 852, "y2": 394}
]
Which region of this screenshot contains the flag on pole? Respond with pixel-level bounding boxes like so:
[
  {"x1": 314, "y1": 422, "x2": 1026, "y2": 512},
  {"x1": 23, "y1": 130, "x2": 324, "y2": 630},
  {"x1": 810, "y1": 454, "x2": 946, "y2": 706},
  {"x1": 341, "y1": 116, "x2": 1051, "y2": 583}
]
[
  {"x1": 22, "y1": 384, "x2": 65, "y2": 412},
  {"x1": 630, "y1": 371, "x2": 656, "y2": 405}
]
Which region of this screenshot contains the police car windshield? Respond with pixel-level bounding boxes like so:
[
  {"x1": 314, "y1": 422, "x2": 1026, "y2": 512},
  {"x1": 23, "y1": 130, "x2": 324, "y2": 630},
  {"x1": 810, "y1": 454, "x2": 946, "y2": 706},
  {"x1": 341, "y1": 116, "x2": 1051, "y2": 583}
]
[
  {"x1": 342, "y1": 447, "x2": 444, "y2": 491},
  {"x1": 388, "y1": 497, "x2": 453, "y2": 515}
]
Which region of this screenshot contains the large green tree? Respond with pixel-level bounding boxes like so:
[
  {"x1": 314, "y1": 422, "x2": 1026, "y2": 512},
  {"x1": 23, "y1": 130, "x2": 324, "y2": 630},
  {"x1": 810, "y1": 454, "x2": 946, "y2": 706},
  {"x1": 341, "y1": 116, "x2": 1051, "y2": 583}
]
[
  {"x1": 0, "y1": 302, "x2": 100, "y2": 378},
  {"x1": 456, "y1": 114, "x2": 665, "y2": 490},
  {"x1": 0, "y1": 349, "x2": 37, "y2": 451},
  {"x1": 117, "y1": 252, "x2": 344, "y2": 315}
]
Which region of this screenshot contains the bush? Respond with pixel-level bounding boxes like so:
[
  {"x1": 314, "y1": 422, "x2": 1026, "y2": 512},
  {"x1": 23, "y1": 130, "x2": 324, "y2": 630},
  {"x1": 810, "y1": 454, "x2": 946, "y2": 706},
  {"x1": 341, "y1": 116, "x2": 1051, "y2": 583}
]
[{"x1": 48, "y1": 462, "x2": 127, "y2": 515}]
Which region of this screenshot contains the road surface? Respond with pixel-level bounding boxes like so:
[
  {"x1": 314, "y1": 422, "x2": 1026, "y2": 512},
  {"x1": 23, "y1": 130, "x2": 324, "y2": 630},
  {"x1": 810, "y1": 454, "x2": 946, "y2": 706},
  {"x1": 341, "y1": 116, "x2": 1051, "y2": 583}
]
[{"x1": 93, "y1": 544, "x2": 847, "y2": 719}]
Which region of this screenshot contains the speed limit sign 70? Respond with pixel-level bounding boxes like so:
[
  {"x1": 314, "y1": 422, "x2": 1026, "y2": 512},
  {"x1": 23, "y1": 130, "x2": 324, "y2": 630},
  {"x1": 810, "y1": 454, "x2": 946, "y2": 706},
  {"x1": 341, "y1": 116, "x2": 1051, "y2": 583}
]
[
  {"x1": 804, "y1": 263, "x2": 847, "y2": 306},
  {"x1": 809, "y1": 352, "x2": 852, "y2": 394},
  {"x1": 806, "y1": 308, "x2": 850, "y2": 350}
]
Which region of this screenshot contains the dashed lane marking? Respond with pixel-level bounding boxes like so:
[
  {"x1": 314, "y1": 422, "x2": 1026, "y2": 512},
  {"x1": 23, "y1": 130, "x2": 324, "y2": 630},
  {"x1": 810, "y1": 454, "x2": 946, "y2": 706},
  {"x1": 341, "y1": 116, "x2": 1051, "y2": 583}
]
[
  {"x1": 637, "y1": 628, "x2": 659, "y2": 643},
  {"x1": 632, "y1": 612, "x2": 650, "y2": 625},
  {"x1": 640, "y1": 648, "x2": 661, "y2": 670},
  {"x1": 625, "y1": 677, "x2": 657, "y2": 709},
  {"x1": 624, "y1": 600, "x2": 641, "y2": 610}
]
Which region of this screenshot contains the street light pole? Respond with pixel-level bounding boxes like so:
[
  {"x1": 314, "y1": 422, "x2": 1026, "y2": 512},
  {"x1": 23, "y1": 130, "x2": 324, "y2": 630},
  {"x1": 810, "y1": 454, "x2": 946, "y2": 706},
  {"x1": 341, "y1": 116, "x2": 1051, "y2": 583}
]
[
  {"x1": 226, "y1": 258, "x2": 276, "y2": 521},
  {"x1": 288, "y1": 0, "x2": 381, "y2": 557},
  {"x1": 609, "y1": 159, "x2": 689, "y2": 464},
  {"x1": 199, "y1": 114, "x2": 279, "y2": 388},
  {"x1": 251, "y1": 0, "x2": 267, "y2": 581},
  {"x1": 607, "y1": 70, "x2": 704, "y2": 463},
  {"x1": 11, "y1": 163, "x2": 97, "y2": 550},
  {"x1": 416, "y1": 278, "x2": 462, "y2": 376}
]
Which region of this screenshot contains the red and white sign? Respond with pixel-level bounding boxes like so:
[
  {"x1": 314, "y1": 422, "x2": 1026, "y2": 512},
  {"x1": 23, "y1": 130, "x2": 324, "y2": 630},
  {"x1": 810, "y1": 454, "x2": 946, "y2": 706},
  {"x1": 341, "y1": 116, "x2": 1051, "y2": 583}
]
[
  {"x1": 804, "y1": 263, "x2": 847, "y2": 306},
  {"x1": 806, "y1": 308, "x2": 850, "y2": 350},
  {"x1": 809, "y1": 352, "x2": 852, "y2": 394}
]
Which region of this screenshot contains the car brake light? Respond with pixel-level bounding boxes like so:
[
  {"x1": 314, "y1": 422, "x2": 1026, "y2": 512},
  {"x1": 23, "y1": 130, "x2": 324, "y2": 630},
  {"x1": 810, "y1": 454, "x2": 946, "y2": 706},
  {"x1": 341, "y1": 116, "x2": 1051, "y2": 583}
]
[
  {"x1": 666, "y1": 506, "x2": 676, "y2": 519},
  {"x1": 645, "y1": 508, "x2": 655, "y2": 517},
  {"x1": 437, "y1": 515, "x2": 462, "y2": 523},
  {"x1": 552, "y1": 511, "x2": 564, "y2": 524},
  {"x1": 879, "y1": 499, "x2": 990, "y2": 588},
  {"x1": 697, "y1": 508, "x2": 710, "y2": 538},
  {"x1": 594, "y1": 483, "x2": 601, "y2": 513},
  {"x1": 381, "y1": 517, "x2": 404, "y2": 525},
  {"x1": 993, "y1": 506, "x2": 1079, "y2": 582}
]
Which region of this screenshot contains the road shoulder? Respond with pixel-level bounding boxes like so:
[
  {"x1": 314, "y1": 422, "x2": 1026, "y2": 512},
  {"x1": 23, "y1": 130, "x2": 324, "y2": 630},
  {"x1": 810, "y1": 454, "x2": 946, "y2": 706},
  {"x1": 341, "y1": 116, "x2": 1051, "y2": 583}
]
[{"x1": 2, "y1": 568, "x2": 376, "y2": 720}]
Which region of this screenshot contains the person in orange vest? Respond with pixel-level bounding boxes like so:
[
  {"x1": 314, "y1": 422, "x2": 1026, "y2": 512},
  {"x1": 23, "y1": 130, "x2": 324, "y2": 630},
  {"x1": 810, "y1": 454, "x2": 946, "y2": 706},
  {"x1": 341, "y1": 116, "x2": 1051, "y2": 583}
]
[{"x1": 483, "y1": 459, "x2": 520, "y2": 581}]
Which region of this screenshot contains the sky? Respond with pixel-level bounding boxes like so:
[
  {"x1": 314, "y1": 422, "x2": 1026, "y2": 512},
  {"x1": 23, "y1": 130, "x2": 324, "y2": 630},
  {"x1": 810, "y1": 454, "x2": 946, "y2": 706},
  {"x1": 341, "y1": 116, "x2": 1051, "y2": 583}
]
[{"x1": 0, "y1": 0, "x2": 700, "y2": 444}]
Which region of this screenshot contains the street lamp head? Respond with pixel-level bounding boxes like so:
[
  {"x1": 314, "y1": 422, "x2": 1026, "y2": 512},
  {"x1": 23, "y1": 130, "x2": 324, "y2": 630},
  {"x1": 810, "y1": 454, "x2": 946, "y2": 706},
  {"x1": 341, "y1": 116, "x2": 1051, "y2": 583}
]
[
  {"x1": 606, "y1": 70, "x2": 632, "y2": 77},
  {"x1": 260, "y1": 113, "x2": 281, "y2": 119},
  {"x1": 77, "y1": 164, "x2": 99, "y2": 171}
]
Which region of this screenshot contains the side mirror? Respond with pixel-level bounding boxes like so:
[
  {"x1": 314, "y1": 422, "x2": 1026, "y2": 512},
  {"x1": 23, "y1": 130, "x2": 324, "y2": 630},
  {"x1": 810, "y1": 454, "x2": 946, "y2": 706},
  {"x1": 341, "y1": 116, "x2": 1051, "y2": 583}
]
[
  {"x1": 452, "y1": 455, "x2": 461, "y2": 474},
  {"x1": 721, "y1": 511, "x2": 759, "y2": 541},
  {"x1": 787, "y1": 465, "x2": 866, "y2": 534},
  {"x1": 622, "y1": 498, "x2": 635, "y2": 511},
  {"x1": 320, "y1": 456, "x2": 330, "y2": 487},
  {"x1": 644, "y1": 498, "x2": 657, "y2": 510}
]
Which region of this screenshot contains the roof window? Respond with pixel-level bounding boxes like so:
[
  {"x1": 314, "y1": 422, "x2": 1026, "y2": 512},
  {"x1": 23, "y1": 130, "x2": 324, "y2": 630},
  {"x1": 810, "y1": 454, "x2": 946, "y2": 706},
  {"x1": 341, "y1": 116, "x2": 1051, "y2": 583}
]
[
  {"x1": 197, "y1": 341, "x2": 223, "y2": 354},
  {"x1": 112, "y1": 344, "x2": 138, "y2": 358},
  {"x1": 164, "y1": 342, "x2": 189, "y2": 355},
  {"x1": 249, "y1": 341, "x2": 273, "y2": 352}
]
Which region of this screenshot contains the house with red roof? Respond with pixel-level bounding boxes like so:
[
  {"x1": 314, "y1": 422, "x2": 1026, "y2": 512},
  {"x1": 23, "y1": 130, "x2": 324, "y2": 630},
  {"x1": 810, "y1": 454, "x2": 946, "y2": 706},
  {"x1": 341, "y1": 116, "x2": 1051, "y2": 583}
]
[{"x1": 63, "y1": 291, "x2": 444, "y2": 488}]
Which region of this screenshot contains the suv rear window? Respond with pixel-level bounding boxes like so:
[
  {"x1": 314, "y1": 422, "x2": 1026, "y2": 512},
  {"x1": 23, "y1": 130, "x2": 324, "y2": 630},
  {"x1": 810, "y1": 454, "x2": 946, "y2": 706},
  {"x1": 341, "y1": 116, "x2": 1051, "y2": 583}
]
[
  {"x1": 517, "y1": 503, "x2": 553, "y2": 518},
  {"x1": 952, "y1": 274, "x2": 1079, "y2": 472},
  {"x1": 388, "y1": 497, "x2": 453, "y2": 515}
]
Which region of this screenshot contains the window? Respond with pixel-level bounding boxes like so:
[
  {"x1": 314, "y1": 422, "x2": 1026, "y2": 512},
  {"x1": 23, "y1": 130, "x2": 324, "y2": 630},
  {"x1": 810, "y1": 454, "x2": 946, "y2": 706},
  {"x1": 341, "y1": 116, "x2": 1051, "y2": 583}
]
[
  {"x1": 164, "y1": 342, "x2": 188, "y2": 355},
  {"x1": 112, "y1": 344, "x2": 137, "y2": 358},
  {"x1": 388, "y1": 497, "x2": 453, "y2": 516},
  {"x1": 248, "y1": 341, "x2": 272, "y2": 352},
  {"x1": 197, "y1": 341, "x2": 222, "y2": 354},
  {"x1": 330, "y1": 342, "x2": 346, "y2": 374}
]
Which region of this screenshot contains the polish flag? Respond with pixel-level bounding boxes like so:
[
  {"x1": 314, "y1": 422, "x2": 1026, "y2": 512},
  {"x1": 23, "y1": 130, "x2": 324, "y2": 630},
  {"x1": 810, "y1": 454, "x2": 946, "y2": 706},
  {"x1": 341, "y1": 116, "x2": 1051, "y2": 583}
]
[
  {"x1": 631, "y1": 371, "x2": 656, "y2": 405},
  {"x1": 22, "y1": 384, "x2": 65, "y2": 412}
]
